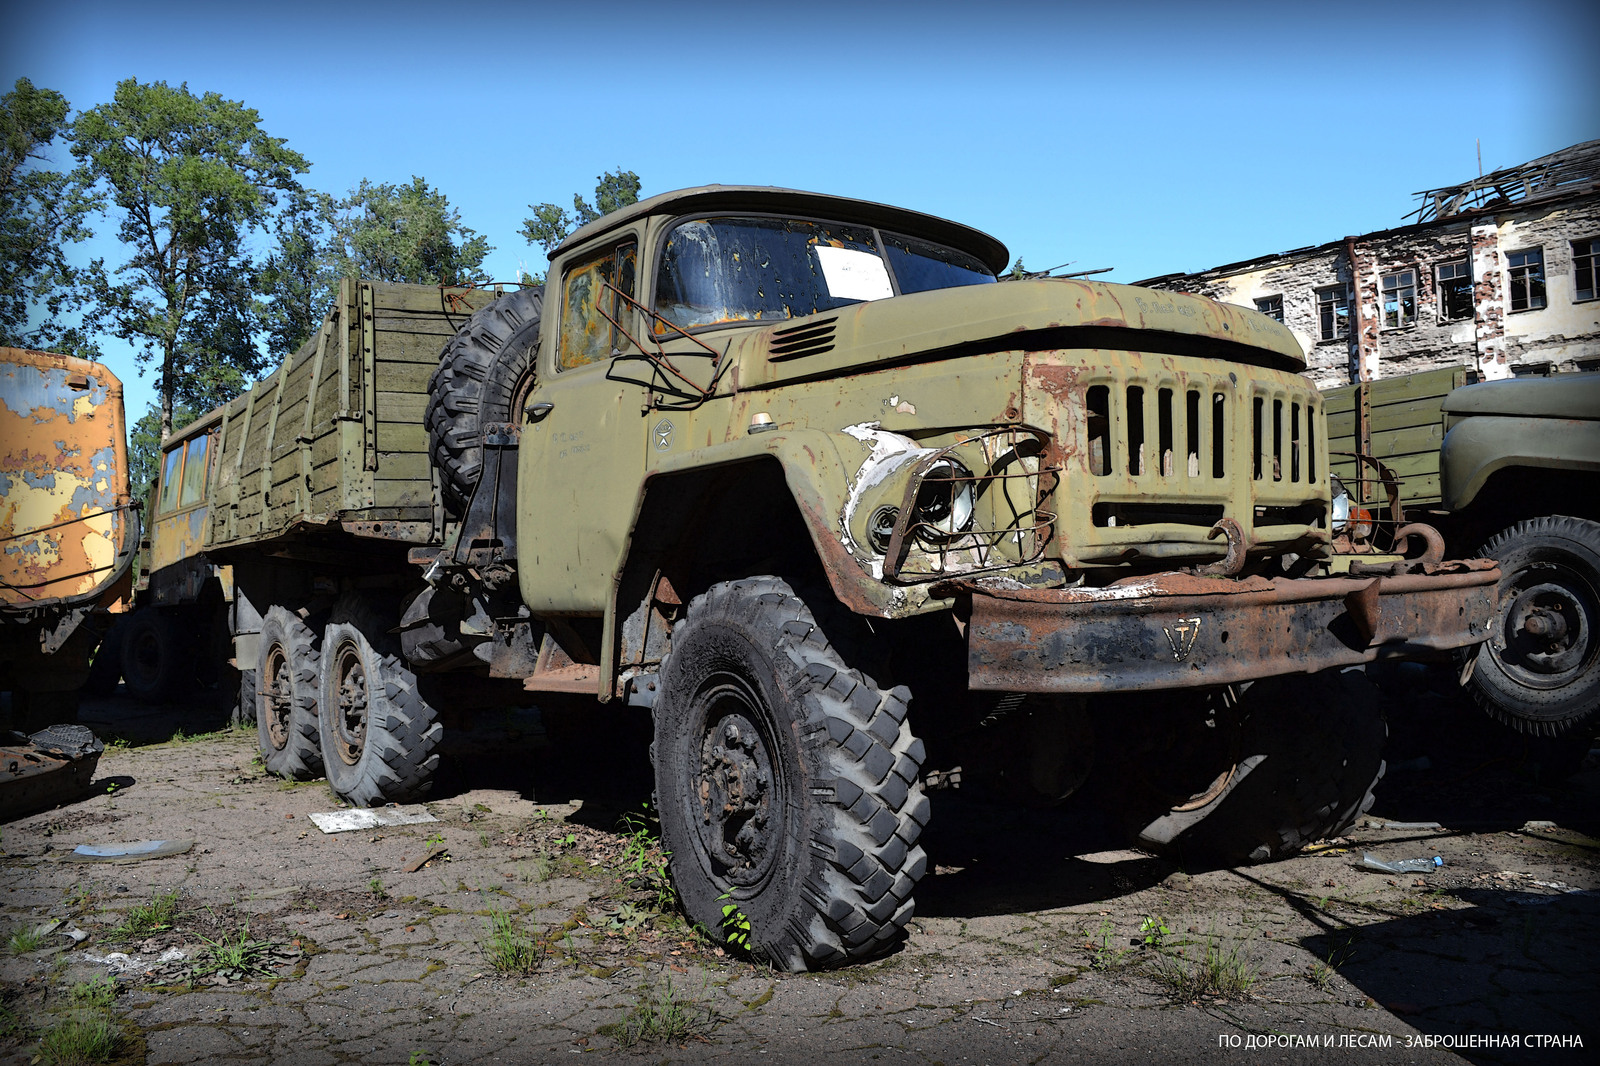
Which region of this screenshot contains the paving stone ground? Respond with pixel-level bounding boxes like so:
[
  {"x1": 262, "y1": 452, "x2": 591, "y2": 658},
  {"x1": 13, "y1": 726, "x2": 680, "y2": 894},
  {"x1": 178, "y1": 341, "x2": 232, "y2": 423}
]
[{"x1": 1, "y1": 685, "x2": 1595, "y2": 1065}]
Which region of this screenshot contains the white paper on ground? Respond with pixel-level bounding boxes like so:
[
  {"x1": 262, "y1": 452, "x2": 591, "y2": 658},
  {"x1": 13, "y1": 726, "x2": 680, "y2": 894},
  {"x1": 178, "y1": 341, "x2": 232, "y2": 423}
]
[{"x1": 308, "y1": 806, "x2": 437, "y2": 834}]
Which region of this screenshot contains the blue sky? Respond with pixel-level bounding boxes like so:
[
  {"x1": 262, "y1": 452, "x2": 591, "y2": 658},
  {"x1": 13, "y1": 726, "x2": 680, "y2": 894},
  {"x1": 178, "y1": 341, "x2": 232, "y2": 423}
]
[{"x1": 5, "y1": 0, "x2": 1597, "y2": 420}]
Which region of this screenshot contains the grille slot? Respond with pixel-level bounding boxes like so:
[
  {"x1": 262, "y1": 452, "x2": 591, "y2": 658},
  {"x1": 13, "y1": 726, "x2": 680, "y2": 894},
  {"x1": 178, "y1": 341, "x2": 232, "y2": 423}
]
[{"x1": 768, "y1": 318, "x2": 837, "y2": 361}]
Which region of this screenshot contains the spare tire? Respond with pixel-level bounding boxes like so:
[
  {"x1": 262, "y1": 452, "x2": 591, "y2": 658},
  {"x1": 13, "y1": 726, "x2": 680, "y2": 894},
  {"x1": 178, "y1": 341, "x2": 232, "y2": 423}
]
[{"x1": 426, "y1": 286, "x2": 543, "y2": 514}]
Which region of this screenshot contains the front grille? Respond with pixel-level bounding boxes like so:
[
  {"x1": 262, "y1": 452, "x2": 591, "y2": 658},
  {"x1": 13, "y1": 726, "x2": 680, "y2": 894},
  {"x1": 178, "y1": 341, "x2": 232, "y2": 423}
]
[
  {"x1": 1086, "y1": 383, "x2": 1235, "y2": 482},
  {"x1": 1056, "y1": 364, "x2": 1327, "y2": 565}
]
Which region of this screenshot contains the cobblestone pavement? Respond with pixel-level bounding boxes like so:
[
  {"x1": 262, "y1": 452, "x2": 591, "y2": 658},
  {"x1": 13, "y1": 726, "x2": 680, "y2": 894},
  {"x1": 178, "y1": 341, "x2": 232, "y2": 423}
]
[{"x1": 1, "y1": 689, "x2": 1596, "y2": 1065}]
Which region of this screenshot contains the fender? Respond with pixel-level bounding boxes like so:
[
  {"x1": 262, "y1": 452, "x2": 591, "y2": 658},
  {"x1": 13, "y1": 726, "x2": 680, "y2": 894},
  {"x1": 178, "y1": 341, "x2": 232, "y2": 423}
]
[
  {"x1": 1440, "y1": 415, "x2": 1600, "y2": 512},
  {"x1": 598, "y1": 426, "x2": 968, "y2": 699}
]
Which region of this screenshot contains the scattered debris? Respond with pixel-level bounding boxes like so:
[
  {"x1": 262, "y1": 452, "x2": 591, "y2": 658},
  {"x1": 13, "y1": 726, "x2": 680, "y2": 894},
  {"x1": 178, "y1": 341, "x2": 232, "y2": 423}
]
[
  {"x1": 1, "y1": 725, "x2": 104, "y2": 822},
  {"x1": 1359, "y1": 852, "x2": 1444, "y2": 874},
  {"x1": 60, "y1": 839, "x2": 195, "y2": 863},
  {"x1": 308, "y1": 805, "x2": 438, "y2": 834},
  {"x1": 403, "y1": 846, "x2": 449, "y2": 873}
]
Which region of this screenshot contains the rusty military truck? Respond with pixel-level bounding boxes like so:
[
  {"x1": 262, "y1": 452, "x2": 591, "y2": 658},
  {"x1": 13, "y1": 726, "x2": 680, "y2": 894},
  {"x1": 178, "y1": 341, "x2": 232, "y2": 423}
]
[
  {"x1": 1, "y1": 349, "x2": 137, "y2": 729},
  {"x1": 153, "y1": 187, "x2": 1501, "y2": 971}
]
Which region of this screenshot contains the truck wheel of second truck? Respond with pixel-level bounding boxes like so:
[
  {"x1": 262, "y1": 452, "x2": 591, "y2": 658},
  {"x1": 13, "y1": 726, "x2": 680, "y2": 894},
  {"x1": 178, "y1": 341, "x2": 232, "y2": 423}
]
[
  {"x1": 256, "y1": 607, "x2": 322, "y2": 780},
  {"x1": 318, "y1": 594, "x2": 443, "y2": 807},
  {"x1": 652, "y1": 577, "x2": 929, "y2": 971},
  {"x1": 1465, "y1": 514, "x2": 1600, "y2": 736}
]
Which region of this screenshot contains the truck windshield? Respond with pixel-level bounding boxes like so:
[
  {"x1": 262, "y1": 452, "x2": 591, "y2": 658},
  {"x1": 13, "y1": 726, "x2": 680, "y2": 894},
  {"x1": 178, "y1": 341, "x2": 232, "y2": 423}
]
[{"x1": 654, "y1": 216, "x2": 994, "y2": 333}]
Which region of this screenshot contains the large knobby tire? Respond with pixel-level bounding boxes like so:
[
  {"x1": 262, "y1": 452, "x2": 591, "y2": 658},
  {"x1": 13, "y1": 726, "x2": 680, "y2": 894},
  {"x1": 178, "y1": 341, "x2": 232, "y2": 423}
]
[
  {"x1": 1118, "y1": 668, "x2": 1387, "y2": 866},
  {"x1": 318, "y1": 593, "x2": 443, "y2": 807},
  {"x1": 121, "y1": 609, "x2": 191, "y2": 703},
  {"x1": 1464, "y1": 515, "x2": 1600, "y2": 736},
  {"x1": 653, "y1": 577, "x2": 930, "y2": 971},
  {"x1": 426, "y1": 286, "x2": 543, "y2": 514},
  {"x1": 256, "y1": 607, "x2": 322, "y2": 780}
]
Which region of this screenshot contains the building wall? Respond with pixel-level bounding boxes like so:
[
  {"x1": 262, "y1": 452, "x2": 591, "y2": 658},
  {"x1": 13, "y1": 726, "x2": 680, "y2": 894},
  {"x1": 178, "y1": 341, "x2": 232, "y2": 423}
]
[{"x1": 1146, "y1": 193, "x2": 1600, "y2": 388}]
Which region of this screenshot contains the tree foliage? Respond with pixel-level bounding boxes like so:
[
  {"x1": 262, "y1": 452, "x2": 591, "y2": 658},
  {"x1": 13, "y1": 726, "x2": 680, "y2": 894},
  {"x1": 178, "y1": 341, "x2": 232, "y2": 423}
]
[
  {"x1": 0, "y1": 78, "x2": 101, "y2": 355},
  {"x1": 521, "y1": 168, "x2": 641, "y2": 255},
  {"x1": 257, "y1": 190, "x2": 336, "y2": 359},
  {"x1": 320, "y1": 176, "x2": 491, "y2": 289},
  {"x1": 72, "y1": 78, "x2": 308, "y2": 437}
]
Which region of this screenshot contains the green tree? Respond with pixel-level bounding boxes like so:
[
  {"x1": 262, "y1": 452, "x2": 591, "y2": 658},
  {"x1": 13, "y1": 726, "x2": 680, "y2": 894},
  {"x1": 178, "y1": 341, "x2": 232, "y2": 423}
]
[
  {"x1": 521, "y1": 168, "x2": 641, "y2": 255},
  {"x1": 72, "y1": 78, "x2": 308, "y2": 439},
  {"x1": 258, "y1": 190, "x2": 334, "y2": 359},
  {"x1": 0, "y1": 78, "x2": 101, "y2": 354},
  {"x1": 320, "y1": 176, "x2": 491, "y2": 288}
]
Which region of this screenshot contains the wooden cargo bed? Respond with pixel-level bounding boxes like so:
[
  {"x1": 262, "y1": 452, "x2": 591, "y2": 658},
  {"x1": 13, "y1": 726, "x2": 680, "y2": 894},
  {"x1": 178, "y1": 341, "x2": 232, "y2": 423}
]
[{"x1": 204, "y1": 280, "x2": 508, "y2": 553}]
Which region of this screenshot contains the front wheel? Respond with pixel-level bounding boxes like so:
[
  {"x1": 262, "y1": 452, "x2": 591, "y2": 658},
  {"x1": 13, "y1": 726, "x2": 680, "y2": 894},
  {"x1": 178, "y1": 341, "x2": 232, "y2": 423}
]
[
  {"x1": 653, "y1": 577, "x2": 929, "y2": 971},
  {"x1": 1465, "y1": 515, "x2": 1600, "y2": 736},
  {"x1": 318, "y1": 594, "x2": 442, "y2": 807}
]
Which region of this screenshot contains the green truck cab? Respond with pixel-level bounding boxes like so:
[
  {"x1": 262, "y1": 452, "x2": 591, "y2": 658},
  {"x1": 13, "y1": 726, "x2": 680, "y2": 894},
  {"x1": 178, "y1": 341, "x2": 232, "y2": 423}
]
[{"x1": 146, "y1": 187, "x2": 1500, "y2": 970}]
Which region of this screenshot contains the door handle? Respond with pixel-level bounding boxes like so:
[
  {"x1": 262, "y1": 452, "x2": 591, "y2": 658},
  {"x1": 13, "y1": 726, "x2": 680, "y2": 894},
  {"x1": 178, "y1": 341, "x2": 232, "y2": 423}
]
[{"x1": 524, "y1": 402, "x2": 554, "y2": 423}]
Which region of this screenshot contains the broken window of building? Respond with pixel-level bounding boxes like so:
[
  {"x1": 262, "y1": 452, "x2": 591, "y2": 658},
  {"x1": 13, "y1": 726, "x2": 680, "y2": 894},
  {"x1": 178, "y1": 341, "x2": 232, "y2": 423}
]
[
  {"x1": 1381, "y1": 270, "x2": 1416, "y2": 328},
  {"x1": 1254, "y1": 294, "x2": 1283, "y2": 321},
  {"x1": 1574, "y1": 237, "x2": 1598, "y2": 302},
  {"x1": 1436, "y1": 260, "x2": 1473, "y2": 321},
  {"x1": 1316, "y1": 286, "x2": 1350, "y2": 341},
  {"x1": 1507, "y1": 248, "x2": 1546, "y2": 311}
]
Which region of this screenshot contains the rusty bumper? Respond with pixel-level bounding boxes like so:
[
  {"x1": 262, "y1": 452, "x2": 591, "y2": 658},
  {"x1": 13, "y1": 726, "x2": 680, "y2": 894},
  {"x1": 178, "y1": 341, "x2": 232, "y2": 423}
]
[{"x1": 958, "y1": 563, "x2": 1500, "y2": 694}]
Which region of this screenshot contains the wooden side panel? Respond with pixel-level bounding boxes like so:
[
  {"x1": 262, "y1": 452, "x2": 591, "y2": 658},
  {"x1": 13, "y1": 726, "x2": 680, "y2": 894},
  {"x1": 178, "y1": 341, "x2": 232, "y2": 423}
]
[
  {"x1": 203, "y1": 280, "x2": 501, "y2": 552},
  {"x1": 1319, "y1": 365, "x2": 1465, "y2": 508}
]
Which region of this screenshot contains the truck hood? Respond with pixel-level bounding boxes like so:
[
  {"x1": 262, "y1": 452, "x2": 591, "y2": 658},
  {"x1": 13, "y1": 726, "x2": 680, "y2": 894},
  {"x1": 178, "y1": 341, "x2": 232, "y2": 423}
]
[
  {"x1": 731, "y1": 279, "x2": 1306, "y2": 389},
  {"x1": 1442, "y1": 373, "x2": 1600, "y2": 420}
]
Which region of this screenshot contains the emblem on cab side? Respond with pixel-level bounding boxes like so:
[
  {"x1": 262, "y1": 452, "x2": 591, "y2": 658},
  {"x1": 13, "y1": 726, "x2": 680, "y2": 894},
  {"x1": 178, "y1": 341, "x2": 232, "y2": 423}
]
[
  {"x1": 653, "y1": 419, "x2": 674, "y2": 452},
  {"x1": 1163, "y1": 617, "x2": 1203, "y2": 661}
]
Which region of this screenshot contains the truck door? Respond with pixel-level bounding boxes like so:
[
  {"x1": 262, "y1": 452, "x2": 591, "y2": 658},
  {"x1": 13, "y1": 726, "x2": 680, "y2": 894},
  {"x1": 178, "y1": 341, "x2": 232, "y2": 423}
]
[{"x1": 517, "y1": 238, "x2": 649, "y2": 614}]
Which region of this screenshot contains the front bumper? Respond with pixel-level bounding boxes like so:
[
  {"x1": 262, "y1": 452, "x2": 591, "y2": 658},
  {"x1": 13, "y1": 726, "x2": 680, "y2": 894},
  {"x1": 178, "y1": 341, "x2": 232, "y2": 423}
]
[{"x1": 955, "y1": 562, "x2": 1500, "y2": 693}]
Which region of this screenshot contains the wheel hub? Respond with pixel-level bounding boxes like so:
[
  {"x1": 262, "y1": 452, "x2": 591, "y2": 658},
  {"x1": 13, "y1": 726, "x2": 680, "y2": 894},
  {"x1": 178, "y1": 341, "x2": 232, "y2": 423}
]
[
  {"x1": 1501, "y1": 580, "x2": 1591, "y2": 682},
  {"x1": 332, "y1": 643, "x2": 369, "y2": 765},
  {"x1": 696, "y1": 701, "x2": 778, "y2": 886},
  {"x1": 262, "y1": 645, "x2": 291, "y2": 750}
]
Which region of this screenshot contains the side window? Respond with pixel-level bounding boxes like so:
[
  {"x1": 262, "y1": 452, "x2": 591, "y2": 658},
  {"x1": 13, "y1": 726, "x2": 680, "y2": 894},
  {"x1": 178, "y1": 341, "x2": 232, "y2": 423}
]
[
  {"x1": 1507, "y1": 248, "x2": 1546, "y2": 311},
  {"x1": 558, "y1": 241, "x2": 637, "y2": 370},
  {"x1": 1436, "y1": 261, "x2": 1473, "y2": 321},
  {"x1": 1316, "y1": 286, "x2": 1350, "y2": 341},
  {"x1": 179, "y1": 434, "x2": 210, "y2": 508},
  {"x1": 1380, "y1": 270, "x2": 1416, "y2": 329},
  {"x1": 156, "y1": 447, "x2": 183, "y2": 515},
  {"x1": 1253, "y1": 295, "x2": 1284, "y2": 322}
]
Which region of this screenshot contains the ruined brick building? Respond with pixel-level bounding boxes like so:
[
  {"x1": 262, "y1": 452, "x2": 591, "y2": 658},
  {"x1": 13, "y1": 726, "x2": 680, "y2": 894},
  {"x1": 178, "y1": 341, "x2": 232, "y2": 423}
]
[{"x1": 1141, "y1": 140, "x2": 1600, "y2": 388}]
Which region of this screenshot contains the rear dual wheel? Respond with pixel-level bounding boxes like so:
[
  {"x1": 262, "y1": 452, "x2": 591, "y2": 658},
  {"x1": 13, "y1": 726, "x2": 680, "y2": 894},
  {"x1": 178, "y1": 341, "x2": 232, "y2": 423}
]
[
  {"x1": 318, "y1": 594, "x2": 442, "y2": 807},
  {"x1": 256, "y1": 607, "x2": 322, "y2": 780}
]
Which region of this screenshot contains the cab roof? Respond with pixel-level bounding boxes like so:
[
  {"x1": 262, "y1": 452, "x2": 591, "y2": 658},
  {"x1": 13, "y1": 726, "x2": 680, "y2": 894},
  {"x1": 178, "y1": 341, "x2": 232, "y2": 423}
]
[{"x1": 552, "y1": 185, "x2": 1011, "y2": 275}]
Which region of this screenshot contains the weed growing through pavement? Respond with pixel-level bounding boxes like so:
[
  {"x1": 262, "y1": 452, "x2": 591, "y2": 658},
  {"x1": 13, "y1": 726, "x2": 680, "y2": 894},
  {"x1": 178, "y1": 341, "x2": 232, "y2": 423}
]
[
  {"x1": 424, "y1": 830, "x2": 445, "y2": 850},
  {"x1": 618, "y1": 803, "x2": 675, "y2": 913},
  {"x1": 1085, "y1": 920, "x2": 1126, "y2": 970},
  {"x1": 193, "y1": 928, "x2": 278, "y2": 982},
  {"x1": 717, "y1": 893, "x2": 751, "y2": 951},
  {"x1": 37, "y1": 1014, "x2": 118, "y2": 1065},
  {"x1": 607, "y1": 974, "x2": 713, "y2": 1047},
  {"x1": 518, "y1": 852, "x2": 553, "y2": 882},
  {"x1": 108, "y1": 889, "x2": 179, "y2": 941},
  {"x1": 68, "y1": 977, "x2": 116, "y2": 1011},
  {"x1": 369, "y1": 878, "x2": 387, "y2": 899},
  {"x1": 407, "y1": 1052, "x2": 435, "y2": 1066},
  {"x1": 483, "y1": 910, "x2": 542, "y2": 975},
  {"x1": 1307, "y1": 959, "x2": 1335, "y2": 991},
  {"x1": 1147, "y1": 932, "x2": 1257, "y2": 999},
  {"x1": 6, "y1": 924, "x2": 47, "y2": 955},
  {"x1": 1138, "y1": 916, "x2": 1172, "y2": 949}
]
